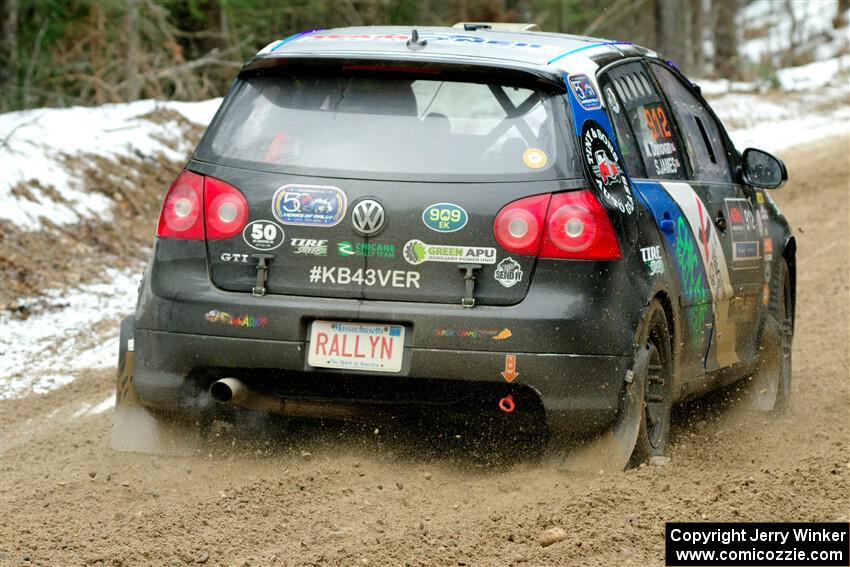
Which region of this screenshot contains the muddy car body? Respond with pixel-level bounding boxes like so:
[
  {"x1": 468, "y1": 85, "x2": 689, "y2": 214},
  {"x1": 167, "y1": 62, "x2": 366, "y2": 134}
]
[{"x1": 116, "y1": 25, "x2": 794, "y2": 463}]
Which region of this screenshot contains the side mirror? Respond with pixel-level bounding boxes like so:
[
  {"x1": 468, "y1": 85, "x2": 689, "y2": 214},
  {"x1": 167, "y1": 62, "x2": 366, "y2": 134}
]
[{"x1": 741, "y1": 148, "x2": 788, "y2": 189}]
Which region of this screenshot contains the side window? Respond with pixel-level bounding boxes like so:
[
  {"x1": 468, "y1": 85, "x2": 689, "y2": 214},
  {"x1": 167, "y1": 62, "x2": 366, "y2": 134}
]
[
  {"x1": 597, "y1": 73, "x2": 646, "y2": 178},
  {"x1": 651, "y1": 63, "x2": 733, "y2": 183},
  {"x1": 599, "y1": 63, "x2": 687, "y2": 181}
]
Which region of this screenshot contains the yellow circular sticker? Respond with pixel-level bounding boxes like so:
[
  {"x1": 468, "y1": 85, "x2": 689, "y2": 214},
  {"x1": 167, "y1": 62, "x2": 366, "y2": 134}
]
[{"x1": 522, "y1": 148, "x2": 548, "y2": 169}]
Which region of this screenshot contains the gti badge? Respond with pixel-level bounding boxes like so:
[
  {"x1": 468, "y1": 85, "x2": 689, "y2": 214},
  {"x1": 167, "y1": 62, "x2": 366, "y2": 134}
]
[{"x1": 351, "y1": 199, "x2": 386, "y2": 236}]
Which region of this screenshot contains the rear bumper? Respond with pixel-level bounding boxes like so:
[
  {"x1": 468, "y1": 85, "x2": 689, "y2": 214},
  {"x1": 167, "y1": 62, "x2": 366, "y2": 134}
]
[{"x1": 133, "y1": 328, "x2": 630, "y2": 437}]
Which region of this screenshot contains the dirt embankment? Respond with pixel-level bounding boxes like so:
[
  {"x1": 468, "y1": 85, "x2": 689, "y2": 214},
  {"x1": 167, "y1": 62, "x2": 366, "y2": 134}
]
[
  {"x1": 0, "y1": 136, "x2": 848, "y2": 566},
  {"x1": 0, "y1": 109, "x2": 202, "y2": 315}
]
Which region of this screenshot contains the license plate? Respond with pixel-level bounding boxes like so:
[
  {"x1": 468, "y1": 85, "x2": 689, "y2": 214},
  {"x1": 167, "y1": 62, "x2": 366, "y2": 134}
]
[{"x1": 308, "y1": 321, "x2": 405, "y2": 373}]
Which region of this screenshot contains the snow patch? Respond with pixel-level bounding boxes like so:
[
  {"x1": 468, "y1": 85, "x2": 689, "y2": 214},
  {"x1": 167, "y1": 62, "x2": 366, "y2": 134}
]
[
  {"x1": 0, "y1": 269, "x2": 141, "y2": 399},
  {"x1": 0, "y1": 98, "x2": 221, "y2": 230}
]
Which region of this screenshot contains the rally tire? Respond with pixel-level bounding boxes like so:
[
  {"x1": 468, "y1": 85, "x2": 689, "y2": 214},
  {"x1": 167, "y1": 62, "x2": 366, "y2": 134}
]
[{"x1": 631, "y1": 299, "x2": 674, "y2": 465}]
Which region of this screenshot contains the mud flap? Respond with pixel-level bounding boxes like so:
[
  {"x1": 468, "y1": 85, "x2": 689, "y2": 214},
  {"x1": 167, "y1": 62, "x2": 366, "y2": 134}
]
[
  {"x1": 563, "y1": 346, "x2": 649, "y2": 472},
  {"x1": 748, "y1": 316, "x2": 782, "y2": 412},
  {"x1": 110, "y1": 317, "x2": 200, "y2": 455}
]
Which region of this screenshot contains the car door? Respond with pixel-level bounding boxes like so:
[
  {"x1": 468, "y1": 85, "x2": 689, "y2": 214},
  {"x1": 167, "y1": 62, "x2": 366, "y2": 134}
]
[
  {"x1": 649, "y1": 62, "x2": 763, "y2": 366},
  {"x1": 596, "y1": 60, "x2": 713, "y2": 381}
]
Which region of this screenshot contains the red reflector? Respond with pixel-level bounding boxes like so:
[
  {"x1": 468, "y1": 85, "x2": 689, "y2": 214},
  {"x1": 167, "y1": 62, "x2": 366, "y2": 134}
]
[
  {"x1": 205, "y1": 177, "x2": 248, "y2": 240},
  {"x1": 156, "y1": 170, "x2": 204, "y2": 240},
  {"x1": 540, "y1": 190, "x2": 621, "y2": 260}
]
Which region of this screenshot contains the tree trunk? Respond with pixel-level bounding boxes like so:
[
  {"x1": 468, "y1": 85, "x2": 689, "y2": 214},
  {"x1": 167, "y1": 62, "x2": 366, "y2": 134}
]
[
  {"x1": 690, "y1": 0, "x2": 705, "y2": 75},
  {"x1": 655, "y1": 0, "x2": 689, "y2": 66},
  {"x1": 713, "y1": 0, "x2": 739, "y2": 79},
  {"x1": 1, "y1": 0, "x2": 18, "y2": 108},
  {"x1": 124, "y1": 0, "x2": 141, "y2": 101}
]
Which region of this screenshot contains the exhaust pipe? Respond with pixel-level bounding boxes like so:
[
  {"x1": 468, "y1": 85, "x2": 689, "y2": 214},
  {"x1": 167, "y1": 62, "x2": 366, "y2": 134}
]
[{"x1": 209, "y1": 378, "x2": 373, "y2": 422}]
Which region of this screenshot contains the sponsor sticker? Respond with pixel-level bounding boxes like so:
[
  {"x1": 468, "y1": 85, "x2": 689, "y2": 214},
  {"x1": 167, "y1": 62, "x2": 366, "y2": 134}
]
[
  {"x1": 434, "y1": 328, "x2": 512, "y2": 340},
  {"x1": 725, "y1": 198, "x2": 761, "y2": 268},
  {"x1": 422, "y1": 203, "x2": 468, "y2": 233},
  {"x1": 402, "y1": 239, "x2": 496, "y2": 265},
  {"x1": 272, "y1": 184, "x2": 347, "y2": 227},
  {"x1": 734, "y1": 241, "x2": 759, "y2": 261},
  {"x1": 242, "y1": 220, "x2": 285, "y2": 251},
  {"x1": 205, "y1": 310, "x2": 268, "y2": 328},
  {"x1": 337, "y1": 241, "x2": 396, "y2": 258},
  {"x1": 290, "y1": 238, "x2": 328, "y2": 256},
  {"x1": 640, "y1": 245, "x2": 665, "y2": 276},
  {"x1": 494, "y1": 257, "x2": 524, "y2": 288},
  {"x1": 220, "y1": 252, "x2": 250, "y2": 263},
  {"x1": 604, "y1": 85, "x2": 620, "y2": 114},
  {"x1": 522, "y1": 148, "x2": 548, "y2": 169},
  {"x1": 308, "y1": 265, "x2": 420, "y2": 288},
  {"x1": 568, "y1": 74, "x2": 602, "y2": 110},
  {"x1": 582, "y1": 121, "x2": 635, "y2": 215}
]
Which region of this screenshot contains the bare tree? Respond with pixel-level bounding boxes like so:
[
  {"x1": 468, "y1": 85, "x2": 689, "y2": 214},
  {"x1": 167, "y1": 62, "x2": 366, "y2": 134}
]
[
  {"x1": 713, "y1": 0, "x2": 740, "y2": 79},
  {"x1": 1, "y1": 0, "x2": 18, "y2": 102}
]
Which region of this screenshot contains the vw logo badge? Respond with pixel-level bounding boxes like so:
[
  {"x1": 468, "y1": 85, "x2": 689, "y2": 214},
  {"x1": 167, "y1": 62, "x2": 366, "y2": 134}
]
[{"x1": 351, "y1": 199, "x2": 386, "y2": 236}]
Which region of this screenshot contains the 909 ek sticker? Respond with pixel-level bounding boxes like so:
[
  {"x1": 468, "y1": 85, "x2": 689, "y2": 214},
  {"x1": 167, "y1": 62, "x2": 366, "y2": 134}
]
[{"x1": 422, "y1": 203, "x2": 468, "y2": 233}]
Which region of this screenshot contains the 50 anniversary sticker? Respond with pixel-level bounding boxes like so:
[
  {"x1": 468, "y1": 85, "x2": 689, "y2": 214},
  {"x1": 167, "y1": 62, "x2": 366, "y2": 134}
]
[{"x1": 272, "y1": 184, "x2": 347, "y2": 227}]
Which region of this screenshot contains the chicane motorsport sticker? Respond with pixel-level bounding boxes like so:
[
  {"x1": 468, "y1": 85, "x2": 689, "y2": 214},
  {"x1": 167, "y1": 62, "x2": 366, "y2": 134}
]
[
  {"x1": 494, "y1": 257, "x2": 523, "y2": 288},
  {"x1": 272, "y1": 184, "x2": 347, "y2": 227},
  {"x1": 337, "y1": 241, "x2": 395, "y2": 258},
  {"x1": 242, "y1": 220, "x2": 284, "y2": 251},
  {"x1": 581, "y1": 121, "x2": 634, "y2": 215},
  {"x1": 402, "y1": 240, "x2": 496, "y2": 265},
  {"x1": 522, "y1": 148, "x2": 548, "y2": 169},
  {"x1": 422, "y1": 203, "x2": 468, "y2": 233}
]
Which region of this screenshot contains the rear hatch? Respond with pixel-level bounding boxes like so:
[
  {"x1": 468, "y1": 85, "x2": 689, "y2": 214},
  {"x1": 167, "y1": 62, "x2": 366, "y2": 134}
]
[{"x1": 192, "y1": 59, "x2": 582, "y2": 306}]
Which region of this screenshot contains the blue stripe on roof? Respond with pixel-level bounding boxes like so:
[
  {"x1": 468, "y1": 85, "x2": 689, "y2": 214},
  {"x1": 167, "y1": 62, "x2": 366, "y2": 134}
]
[
  {"x1": 547, "y1": 41, "x2": 632, "y2": 65},
  {"x1": 270, "y1": 30, "x2": 321, "y2": 52}
]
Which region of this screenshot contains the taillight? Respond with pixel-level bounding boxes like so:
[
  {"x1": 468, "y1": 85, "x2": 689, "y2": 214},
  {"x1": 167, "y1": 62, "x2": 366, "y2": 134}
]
[
  {"x1": 204, "y1": 176, "x2": 248, "y2": 239},
  {"x1": 540, "y1": 190, "x2": 621, "y2": 260},
  {"x1": 493, "y1": 190, "x2": 621, "y2": 260},
  {"x1": 493, "y1": 194, "x2": 551, "y2": 255},
  {"x1": 156, "y1": 170, "x2": 248, "y2": 241},
  {"x1": 157, "y1": 170, "x2": 204, "y2": 240}
]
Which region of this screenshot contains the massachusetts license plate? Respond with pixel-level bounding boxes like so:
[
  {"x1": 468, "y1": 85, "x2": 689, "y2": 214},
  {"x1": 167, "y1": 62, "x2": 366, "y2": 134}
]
[{"x1": 308, "y1": 321, "x2": 405, "y2": 373}]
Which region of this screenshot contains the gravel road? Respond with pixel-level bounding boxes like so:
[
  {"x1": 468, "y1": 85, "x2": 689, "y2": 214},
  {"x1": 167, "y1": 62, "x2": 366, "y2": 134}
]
[{"x1": 1, "y1": 136, "x2": 847, "y2": 567}]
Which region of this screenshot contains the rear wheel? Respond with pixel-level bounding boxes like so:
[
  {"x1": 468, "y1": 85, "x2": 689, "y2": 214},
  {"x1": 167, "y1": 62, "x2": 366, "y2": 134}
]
[{"x1": 631, "y1": 299, "x2": 673, "y2": 465}]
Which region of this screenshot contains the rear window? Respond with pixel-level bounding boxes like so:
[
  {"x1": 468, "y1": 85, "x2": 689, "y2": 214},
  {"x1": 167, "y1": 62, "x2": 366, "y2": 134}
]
[{"x1": 196, "y1": 73, "x2": 573, "y2": 180}]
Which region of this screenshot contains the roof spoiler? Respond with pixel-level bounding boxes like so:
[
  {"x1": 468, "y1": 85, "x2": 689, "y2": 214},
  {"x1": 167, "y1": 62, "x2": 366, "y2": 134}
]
[{"x1": 453, "y1": 22, "x2": 541, "y2": 32}]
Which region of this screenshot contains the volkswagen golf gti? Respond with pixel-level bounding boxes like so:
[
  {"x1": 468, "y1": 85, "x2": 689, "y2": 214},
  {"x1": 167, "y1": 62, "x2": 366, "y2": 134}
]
[{"x1": 113, "y1": 24, "x2": 794, "y2": 466}]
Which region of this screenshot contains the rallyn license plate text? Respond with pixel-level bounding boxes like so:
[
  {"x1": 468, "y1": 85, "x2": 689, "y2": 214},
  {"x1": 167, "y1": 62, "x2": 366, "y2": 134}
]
[{"x1": 308, "y1": 321, "x2": 405, "y2": 373}]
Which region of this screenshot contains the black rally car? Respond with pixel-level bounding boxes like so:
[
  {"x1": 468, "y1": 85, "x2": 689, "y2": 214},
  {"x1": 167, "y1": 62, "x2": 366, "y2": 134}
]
[{"x1": 113, "y1": 25, "x2": 793, "y2": 464}]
